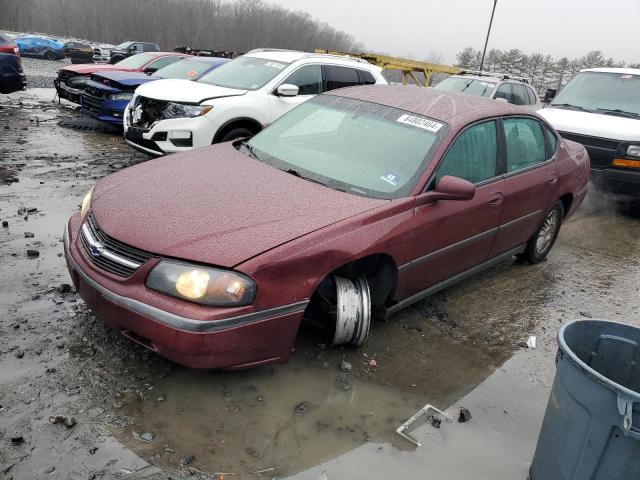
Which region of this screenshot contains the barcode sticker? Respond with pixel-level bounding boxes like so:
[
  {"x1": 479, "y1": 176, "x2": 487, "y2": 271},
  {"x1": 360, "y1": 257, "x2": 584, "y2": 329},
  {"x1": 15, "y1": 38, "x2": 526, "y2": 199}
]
[{"x1": 397, "y1": 114, "x2": 443, "y2": 133}]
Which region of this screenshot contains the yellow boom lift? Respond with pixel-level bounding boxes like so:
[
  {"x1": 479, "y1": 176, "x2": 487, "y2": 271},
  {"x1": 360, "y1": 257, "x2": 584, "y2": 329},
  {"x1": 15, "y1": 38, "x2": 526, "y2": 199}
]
[{"x1": 315, "y1": 49, "x2": 461, "y2": 87}]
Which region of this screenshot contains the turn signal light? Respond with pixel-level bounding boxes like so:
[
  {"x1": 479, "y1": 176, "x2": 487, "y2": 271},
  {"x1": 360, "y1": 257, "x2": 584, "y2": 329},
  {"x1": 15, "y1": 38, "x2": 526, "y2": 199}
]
[{"x1": 613, "y1": 159, "x2": 640, "y2": 169}]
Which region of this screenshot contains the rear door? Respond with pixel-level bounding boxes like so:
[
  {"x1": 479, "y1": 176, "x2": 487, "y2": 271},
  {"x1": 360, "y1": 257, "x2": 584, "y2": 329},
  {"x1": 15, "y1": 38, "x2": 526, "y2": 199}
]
[
  {"x1": 268, "y1": 64, "x2": 323, "y2": 122},
  {"x1": 399, "y1": 119, "x2": 505, "y2": 298},
  {"x1": 489, "y1": 116, "x2": 559, "y2": 256}
]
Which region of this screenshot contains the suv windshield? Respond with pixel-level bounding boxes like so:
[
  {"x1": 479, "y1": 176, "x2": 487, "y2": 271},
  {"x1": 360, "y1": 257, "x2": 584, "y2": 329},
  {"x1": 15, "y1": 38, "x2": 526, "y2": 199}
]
[
  {"x1": 198, "y1": 56, "x2": 290, "y2": 90},
  {"x1": 434, "y1": 77, "x2": 496, "y2": 97},
  {"x1": 246, "y1": 95, "x2": 446, "y2": 199},
  {"x1": 117, "y1": 42, "x2": 133, "y2": 50},
  {"x1": 552, "y1": 71, "x2": 640, "y2": 117},
  {"x1": 155, "y1": 58, "x2": 220, "y2": 79},
  {"x1": 115, "y1": 53, "x2": 155, "y2": 68}
]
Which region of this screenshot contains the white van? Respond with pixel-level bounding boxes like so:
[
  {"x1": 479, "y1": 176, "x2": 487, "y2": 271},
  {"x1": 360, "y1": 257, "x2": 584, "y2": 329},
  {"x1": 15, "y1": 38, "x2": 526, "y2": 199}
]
[{"x1": 539, "y1": 68, "x2": 640, "y2": 203}]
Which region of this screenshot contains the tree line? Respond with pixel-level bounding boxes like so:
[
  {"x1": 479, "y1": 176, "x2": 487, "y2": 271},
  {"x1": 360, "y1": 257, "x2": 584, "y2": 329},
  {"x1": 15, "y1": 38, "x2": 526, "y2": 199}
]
[
  {"x1": 456, "y1": 47, "x2": 640, "y2": 93},
  {"x1": 0, "y1": 0, "x2": 363, "y2": 53}
]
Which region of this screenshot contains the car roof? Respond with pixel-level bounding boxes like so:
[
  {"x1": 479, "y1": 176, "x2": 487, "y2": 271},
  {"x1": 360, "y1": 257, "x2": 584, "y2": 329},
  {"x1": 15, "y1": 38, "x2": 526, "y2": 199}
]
[
  {"x1": 245, "y1": 48, "x2": 375, "y2": 68},
  {"x1": 182, "y1": 56, "x2": 229, "y2": 64},
  {"x1": 147, "y1": 52, "x2": 185, "y2": 58},
  {"x1": 452, "y1": 73, "x2": 532, "y2": 85},
  {"x1": 582, "y1": 67, "x2": 640, "y2": 75},
  {"x1": 327, "y1": 85, "x2": 531, "y2": 125}
]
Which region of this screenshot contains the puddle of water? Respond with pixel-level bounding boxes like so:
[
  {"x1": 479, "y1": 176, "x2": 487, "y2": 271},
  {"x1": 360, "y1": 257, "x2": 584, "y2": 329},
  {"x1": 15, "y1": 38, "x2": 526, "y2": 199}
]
[{"x1": 116, "y1": 361, "x2": 427, "y2": 477}]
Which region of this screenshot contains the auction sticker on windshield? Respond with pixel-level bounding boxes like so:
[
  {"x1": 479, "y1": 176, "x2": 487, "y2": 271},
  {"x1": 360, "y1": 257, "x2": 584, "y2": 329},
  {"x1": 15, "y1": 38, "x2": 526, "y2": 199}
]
[{"x1": 396, "y1": 114, "x2": 443, "y2": 133}]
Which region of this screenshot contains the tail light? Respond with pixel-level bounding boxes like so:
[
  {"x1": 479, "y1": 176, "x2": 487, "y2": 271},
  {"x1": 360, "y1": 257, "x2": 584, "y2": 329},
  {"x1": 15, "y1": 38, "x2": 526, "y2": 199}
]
[{"x1": 14, "y1": 46, "x2": 19, "y2": 56}]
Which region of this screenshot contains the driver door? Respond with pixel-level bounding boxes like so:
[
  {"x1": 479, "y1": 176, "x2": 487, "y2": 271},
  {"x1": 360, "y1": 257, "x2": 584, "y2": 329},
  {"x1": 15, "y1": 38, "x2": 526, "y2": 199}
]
[
  {"x1": 399, "y1": 120, "x2": 505, "y2": 299},
  {"x1": 268, "y1": 64, "x2": 323, "y2": 123}
]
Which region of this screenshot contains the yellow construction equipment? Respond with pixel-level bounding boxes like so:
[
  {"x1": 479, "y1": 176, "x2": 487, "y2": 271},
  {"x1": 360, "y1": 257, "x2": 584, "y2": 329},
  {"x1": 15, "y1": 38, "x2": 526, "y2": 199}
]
[{"x1": 315, "y1": 49, "x2": 461, "y2": 87}]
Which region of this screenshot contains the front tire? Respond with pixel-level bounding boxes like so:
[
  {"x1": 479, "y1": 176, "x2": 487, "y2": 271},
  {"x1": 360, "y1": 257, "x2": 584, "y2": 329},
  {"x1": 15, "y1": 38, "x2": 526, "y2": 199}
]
[
  {"x1": 331, "y1": 275, "x2": 371, "y2": 347},
  {"x1": 218, "y1": 127, "x2": 254, "y2": 143},
  {"x1": 522, "y1": 202, "x2": 564, "y2": 264},
  {"x1": 45, "y1": 50, "x2": 56, "y2": 60}
]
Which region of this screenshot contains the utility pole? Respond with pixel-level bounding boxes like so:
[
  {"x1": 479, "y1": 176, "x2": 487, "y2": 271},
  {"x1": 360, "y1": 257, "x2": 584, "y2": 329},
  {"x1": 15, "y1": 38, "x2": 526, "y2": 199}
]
[{"x1": 479, "y1": 0, "x2": 498, "y2": 72}]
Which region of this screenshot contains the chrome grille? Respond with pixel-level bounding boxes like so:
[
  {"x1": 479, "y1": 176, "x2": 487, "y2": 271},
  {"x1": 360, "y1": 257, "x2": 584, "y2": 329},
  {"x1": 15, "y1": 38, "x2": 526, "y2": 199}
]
[{"x1": 80, "y1": 214, "x2": 153, "y2": 276}]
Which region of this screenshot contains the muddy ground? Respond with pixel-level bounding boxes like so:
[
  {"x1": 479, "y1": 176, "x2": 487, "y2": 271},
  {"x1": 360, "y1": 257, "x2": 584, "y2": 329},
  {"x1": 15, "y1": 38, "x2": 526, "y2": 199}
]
[{"x1": 1, "y1": 70, "x2": 639, "y2": 479}]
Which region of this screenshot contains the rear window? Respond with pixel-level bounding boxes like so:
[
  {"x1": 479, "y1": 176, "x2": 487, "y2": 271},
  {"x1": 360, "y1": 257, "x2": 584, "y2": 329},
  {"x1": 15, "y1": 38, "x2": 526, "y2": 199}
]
[
  {"x1": 114, "y1": 53, "x2": 157, "y2": 68},
  {"x1": 360, "y1": 70, "x2": 376, "y2": 85},
  {"x1": 324, "y1": 65, "x2": 361, "y2": 91}
]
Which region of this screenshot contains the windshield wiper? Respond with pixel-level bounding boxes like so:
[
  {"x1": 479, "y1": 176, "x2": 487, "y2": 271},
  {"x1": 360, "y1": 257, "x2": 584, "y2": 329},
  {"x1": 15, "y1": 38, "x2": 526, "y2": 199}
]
[
  {"x1": 550, "y1": 103, "x2": 592, "y2": 112},
  {"x1": 239, "y1": 139, "x2": 261, "y2": 161},
  {"x1": 284, "y1": 168, "x2": 327, "y2": 187},
  {"x1": 595, "y1": 108, "x2": 640, "y2": 119}
]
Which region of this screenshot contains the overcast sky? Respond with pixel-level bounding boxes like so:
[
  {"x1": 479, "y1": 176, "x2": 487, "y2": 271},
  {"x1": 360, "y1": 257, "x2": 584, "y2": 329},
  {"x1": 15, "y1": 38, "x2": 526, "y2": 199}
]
[{"x1": 264, "y1": 0, "x2": 640, "y2": 64}]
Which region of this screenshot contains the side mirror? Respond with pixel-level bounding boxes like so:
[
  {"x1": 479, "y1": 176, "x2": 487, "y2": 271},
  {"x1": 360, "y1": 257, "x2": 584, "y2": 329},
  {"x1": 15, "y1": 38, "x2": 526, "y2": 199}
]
[
  {"x1": 276, "y1": 84, "x2": 299, "y2": 97},
  {"x1": 143, "y1": 67, "x2": 157, "y2": 74},
  {"x1": 543, "y1": 88, "x2": 556, "y2": 104},
  {"x1": 417, "y1": 175, "x2": 476, "y2": 206}
]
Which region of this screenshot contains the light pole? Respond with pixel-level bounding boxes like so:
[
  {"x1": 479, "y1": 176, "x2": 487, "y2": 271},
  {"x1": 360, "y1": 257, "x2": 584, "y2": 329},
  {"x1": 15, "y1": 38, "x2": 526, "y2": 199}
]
[{"x1": 479, "y1": 0, "x2": 498, "y2": 72}]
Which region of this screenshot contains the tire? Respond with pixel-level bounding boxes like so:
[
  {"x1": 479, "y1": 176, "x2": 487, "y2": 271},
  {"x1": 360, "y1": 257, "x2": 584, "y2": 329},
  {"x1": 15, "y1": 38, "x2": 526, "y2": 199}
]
[
  {"x1": 217, "y1": 127, "x2": 254, "y2": 143},
  {"x1": 44, "y1": 50, "x2": 56, "y2": 61},
  {"x1": 522, "y1": 202, "x2": 564, "y2": 264}
]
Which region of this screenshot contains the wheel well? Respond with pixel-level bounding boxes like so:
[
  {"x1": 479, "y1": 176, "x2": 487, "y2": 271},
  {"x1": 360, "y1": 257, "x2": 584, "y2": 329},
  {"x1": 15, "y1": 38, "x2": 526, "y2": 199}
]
[
  {"x1": 310, "y1": 254, "x2": 398, "y2": 314},
  {"x1": 214, "y1": 118, "x2": 262, "y2": 143},
  {"x1": 559, "y1": 193, "x2": 573, "y2": 218}
]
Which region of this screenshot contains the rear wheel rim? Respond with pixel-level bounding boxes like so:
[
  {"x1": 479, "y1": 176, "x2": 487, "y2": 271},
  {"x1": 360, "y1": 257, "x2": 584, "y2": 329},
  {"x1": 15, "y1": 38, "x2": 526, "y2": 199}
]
[{"x1": 536, "y1": 209, "x2": 560, "y2": 255}]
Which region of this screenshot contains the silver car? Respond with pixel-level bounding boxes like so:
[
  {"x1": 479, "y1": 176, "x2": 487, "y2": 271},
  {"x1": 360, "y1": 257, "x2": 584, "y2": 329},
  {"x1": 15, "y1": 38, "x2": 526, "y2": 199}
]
[{"x1": 434, "y1": 72, "x2": 541, "y2": 110}]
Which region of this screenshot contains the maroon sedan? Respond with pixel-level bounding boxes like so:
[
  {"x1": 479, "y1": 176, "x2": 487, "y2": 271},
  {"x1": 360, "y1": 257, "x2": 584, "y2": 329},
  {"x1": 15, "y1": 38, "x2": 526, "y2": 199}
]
[{"x1": 64, "y1": 85, "x2": 590, "y2": 369}]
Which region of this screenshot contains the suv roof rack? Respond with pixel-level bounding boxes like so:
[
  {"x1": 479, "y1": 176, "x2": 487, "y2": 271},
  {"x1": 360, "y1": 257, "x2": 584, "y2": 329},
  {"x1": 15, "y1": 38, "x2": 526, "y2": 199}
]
[
  {"x1": 302, "y1": 52, "x2": 370, "y2": 64},
  {"x1": 458, "y1": 70, "x2": 531, "y2": 84},
  {"x1": 245, "y1": 48, "x2": 304, "y2": 54}
]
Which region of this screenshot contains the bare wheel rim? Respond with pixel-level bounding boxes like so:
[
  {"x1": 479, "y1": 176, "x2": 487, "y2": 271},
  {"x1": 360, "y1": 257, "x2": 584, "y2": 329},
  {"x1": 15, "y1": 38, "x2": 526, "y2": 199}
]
[
  {"x1": 332, "y1": 275, "x2": 371, "y2": 347},
  {"x1": 535, "y1": 209, "x2": 560, "y2": 255}
]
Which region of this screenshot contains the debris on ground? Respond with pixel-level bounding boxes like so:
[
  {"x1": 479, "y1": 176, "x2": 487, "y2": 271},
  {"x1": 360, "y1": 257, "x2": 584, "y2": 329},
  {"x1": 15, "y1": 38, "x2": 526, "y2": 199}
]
[
  {"x1": 57, "y1": 283, "x2": 71, "y2": 294},
  {"x1": 335, "y1": 375, "x2": 351, "y2": 390},
  {"x1": 526, "y1": 336, "x2": 537, "y2": 349},
  {"x1": 26, "y1": 249, "x2": 40, "y2": 258},
  {"x1": 132, "y1": 431, "x2": 154, "y2": 443},
  {"x1": 49, "y1": 415, "x2": 77, "y2": 428},
  {"x1": 580, "y1": 311, "x2": 593, "y2": 318},
  {"x1": 339, "y1": 359, "x2": 352, "y2": 372},
  {"x1": 295, "y1": 401, "x2": 309, "y2": 414},
  {"x1": 396, "y1": 404, "x2": 451, "y2": 447},
  {"x1": 368, "y1": 355, "x2": 377, "y2": 369},
  {"x1": 179, "y1": 455, "x2": 195, "y2": 467},
  {"x1": 11, "y1": 436, "x2": 25, "y2": 445},
  {"x1": 427, "y1": 414, "x2": 442, "y2": 429},
  {"x1": 24, "y1": 232, "x2": 34, "y2": 238},
  {"x1": 458, "y1": 407, "x2": 472, "y2": 423}
]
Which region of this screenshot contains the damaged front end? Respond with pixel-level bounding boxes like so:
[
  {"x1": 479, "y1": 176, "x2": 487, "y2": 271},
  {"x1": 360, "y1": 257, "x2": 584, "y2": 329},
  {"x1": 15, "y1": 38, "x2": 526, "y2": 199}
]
[{"x1": 54, "y1": 70, "x2": 89, "y2": 104}]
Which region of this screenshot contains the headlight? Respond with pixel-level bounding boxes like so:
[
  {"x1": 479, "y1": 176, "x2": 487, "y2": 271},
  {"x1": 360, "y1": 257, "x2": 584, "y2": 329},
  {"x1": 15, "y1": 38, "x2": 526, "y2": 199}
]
[
  {"x1": 162, "y1": 102, "x2": 212, "y2": 119},
  {"x1": 80, "y1": 187, "x2": 93, "y2": 218},
  {"x1": 108, "y1": 92, "x2": 134, "y2": 101},
  {"x1": 146, "y1": 260, "x2": 256, "y2": 307},
  {"x1": 626, "y1": 144, "x2": 640, "y2": 158}
]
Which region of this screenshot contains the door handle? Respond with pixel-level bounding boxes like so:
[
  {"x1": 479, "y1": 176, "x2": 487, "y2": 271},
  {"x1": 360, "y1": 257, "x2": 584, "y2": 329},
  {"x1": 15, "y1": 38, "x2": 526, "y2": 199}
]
[{"x1": 488, "y1": 193, "x2": 504, "y2": 206}]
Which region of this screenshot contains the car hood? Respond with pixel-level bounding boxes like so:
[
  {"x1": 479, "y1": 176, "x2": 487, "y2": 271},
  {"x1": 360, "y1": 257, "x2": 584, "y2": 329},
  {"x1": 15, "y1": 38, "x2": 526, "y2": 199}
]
[
  {"x1": 91, "y1": 143, "x2": 385, "y2": 267},
  {"x1": 134, "y1": 78, "x2": 246, "y2": 103},
  {"x1": 92, "y1": 70, "x2": 158, "y2": 87},
  {"x1": 540, "y1": 107, "x2": 640, "y2": 141},
  {"x1": 61, "y1": 64, "x2": 141, "y2": 75}
]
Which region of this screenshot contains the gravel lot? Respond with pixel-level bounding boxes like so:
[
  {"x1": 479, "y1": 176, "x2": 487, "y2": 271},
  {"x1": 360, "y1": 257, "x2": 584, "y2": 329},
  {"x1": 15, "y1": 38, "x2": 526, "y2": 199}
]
[{"x1": 21, "y1": 57, "x2": 71, "y2": 88}]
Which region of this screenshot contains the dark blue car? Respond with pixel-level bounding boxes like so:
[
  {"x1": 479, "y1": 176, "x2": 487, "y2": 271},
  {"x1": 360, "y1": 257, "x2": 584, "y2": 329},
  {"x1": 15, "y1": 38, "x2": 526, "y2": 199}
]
[
  {"x1": 80, "y1": 56, "x2": 229, "y2": 125},
  {"x1": 0, "y1": 53, "x2": 27, "y2": 94}
]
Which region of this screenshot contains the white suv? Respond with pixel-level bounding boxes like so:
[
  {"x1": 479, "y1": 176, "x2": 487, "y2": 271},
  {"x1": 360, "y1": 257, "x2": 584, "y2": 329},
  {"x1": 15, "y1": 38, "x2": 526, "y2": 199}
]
[{"x1": 123, "y1": 49, "x2": 387, "y2": 156}]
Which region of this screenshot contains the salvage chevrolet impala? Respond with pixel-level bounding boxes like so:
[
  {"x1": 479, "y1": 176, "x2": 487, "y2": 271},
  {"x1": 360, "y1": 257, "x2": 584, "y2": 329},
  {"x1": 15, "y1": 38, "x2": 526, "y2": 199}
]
[{"x1": 64, "y1": 86, "x2": 590, "y2": 369}]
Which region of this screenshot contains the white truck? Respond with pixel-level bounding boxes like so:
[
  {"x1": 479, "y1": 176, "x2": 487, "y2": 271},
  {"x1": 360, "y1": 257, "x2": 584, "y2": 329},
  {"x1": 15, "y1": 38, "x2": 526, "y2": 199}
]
[{"x1": 539, "y1": 68, "x2": 640, "y2": 205}]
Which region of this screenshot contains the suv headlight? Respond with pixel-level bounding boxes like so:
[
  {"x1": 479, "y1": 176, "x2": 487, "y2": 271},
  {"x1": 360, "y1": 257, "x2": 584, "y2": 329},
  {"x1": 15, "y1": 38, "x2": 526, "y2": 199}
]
[
  {"x1": 162, "y1": 102, "x2": 212, "y2": 119},
  {"x1": 626, "y1": 144, "x2": 640, "y2": 158},
  {"x1": 146, "y1": 260, "x2": 256, "y2": 307},
  {"x1": 108, "y1": 92, "x2": 134, "y2": 101}
]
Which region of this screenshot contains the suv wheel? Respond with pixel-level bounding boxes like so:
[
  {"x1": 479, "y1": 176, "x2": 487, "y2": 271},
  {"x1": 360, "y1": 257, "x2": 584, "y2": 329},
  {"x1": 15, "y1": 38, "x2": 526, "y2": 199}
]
[
  {"x1": 45, "y1": 50, "x2": 56, "y2": 60},
  {"x1": 218, "y1": 127, "x2": 254, "y2": 143},
  {"x1": 522, "y1": 202, "x2": 564, "y2": 264}
]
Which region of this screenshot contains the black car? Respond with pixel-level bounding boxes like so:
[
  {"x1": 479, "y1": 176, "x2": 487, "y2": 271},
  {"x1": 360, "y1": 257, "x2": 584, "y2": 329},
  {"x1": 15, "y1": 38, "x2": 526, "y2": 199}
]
[
  {"x1": 109, "y1": 41, "x2": 160, "y2": 64},
  {"x1": 0, "y1": 52, "x2": 27, "y2": 94},
  {"x1": 64, "y1": 41, "x2": 93, "y2": 64}
]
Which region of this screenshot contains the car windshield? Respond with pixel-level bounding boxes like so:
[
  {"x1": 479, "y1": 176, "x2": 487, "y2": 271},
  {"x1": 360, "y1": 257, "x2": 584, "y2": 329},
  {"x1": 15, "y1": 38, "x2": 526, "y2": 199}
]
[
  {"x1": 115, "y1": 53, "x2": 156, "y2": 68},
  {"x1": 155, "y1": 58, "x2": 222, "y2": 79},
  {"x1": 551, "y1": 71, "x2": 640, "y2": 117},
  {"x1": 246, "y1": 95, "x2": 446, "y2": 199},
  {"x1": 117, "y1": 41, "x2": 133, "y2": 49},
  {"x1": 198, "y1": 56, "x2": 290, "y2": 90},
  {"x1": 434, "y1": 77, "x2": 496, "y2": 97}
]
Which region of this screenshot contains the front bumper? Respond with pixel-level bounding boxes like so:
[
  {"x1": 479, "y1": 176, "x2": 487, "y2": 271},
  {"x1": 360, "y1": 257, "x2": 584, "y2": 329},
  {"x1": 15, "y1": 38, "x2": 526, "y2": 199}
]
[
  {"x1": 63, "y1": 215, "x2": 307, "y2": 369},
  {"x1": 590, "y1": 167, "x2": 640, "y2": 201},
  {"x1": 81, "y1": 95, "x2": 129, "y2": 125},
  {"x1": 54, "y1": 78, "x2": 82, "y2": 104},
  {"x1": 123, "y1": 108, "x2": 218, "y2": 156}
]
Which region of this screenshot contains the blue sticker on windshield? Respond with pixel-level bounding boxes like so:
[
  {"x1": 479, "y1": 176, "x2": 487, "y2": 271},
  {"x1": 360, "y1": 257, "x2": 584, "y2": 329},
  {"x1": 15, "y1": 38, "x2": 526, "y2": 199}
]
[{"x1": 380, "y1": 172, "x2": 400, "y2": 186}]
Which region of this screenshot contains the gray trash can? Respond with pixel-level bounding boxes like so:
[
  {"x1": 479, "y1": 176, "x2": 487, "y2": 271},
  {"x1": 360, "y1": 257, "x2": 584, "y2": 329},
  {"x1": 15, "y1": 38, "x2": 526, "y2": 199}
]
[{"x1": 530, "y1": 319, "x2": 640, "y2": 479}]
